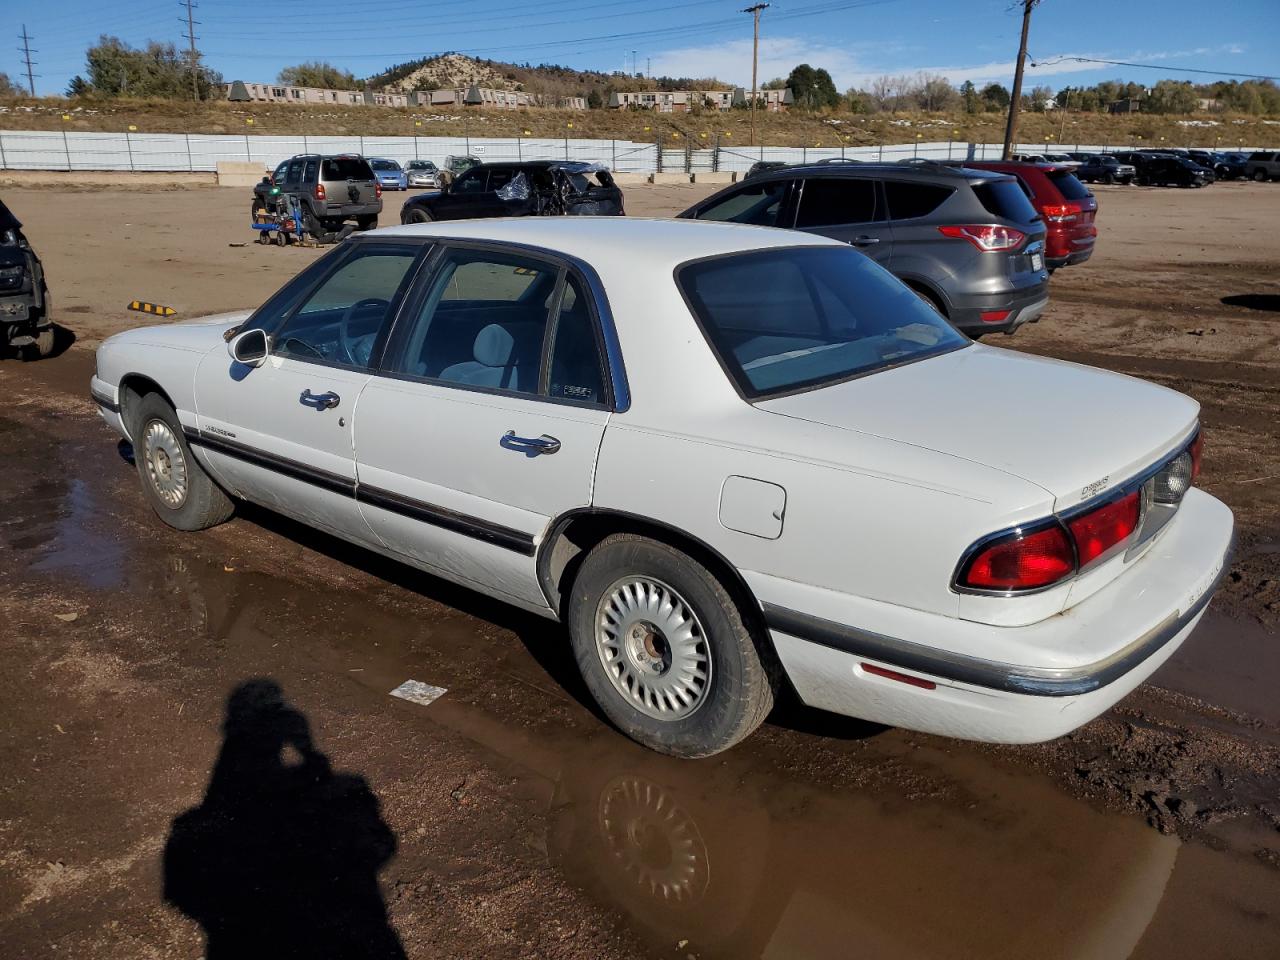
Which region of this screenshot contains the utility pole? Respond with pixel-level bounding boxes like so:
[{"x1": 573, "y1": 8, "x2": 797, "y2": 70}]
[
  {"x1": 18, "y1": 26, "x2": 37, "y2": 96},
  {"x1": 646, "y1": 57, "x2": 651, "y2": 79},
  {"x1": 631, "y1": 50, "x2": 637, "y2": 77},
  {"x1": 742, "y1": 3, "x2": 769, "y2": 146},
  {"x1": 181, "y1": 0, "x2": 201, "y2": 102},
  {"x1": 1001, "y1": 0, "x2": 1039, "y2": 160}
]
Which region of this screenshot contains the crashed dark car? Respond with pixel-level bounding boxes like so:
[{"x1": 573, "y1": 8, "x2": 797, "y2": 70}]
[
  {"x1": 399, "y1": 161, "x2": 625, "y2": 223},
  {"x1": 0, "y1": 199, "x2": 52, "y2": 359}
]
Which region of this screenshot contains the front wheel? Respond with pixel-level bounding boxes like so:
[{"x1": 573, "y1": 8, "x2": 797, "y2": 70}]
[
  {"x1": 404, "y1": 207, "x2": 432, "y2": 224},
  {"x1": 130, "y1": 393, "x2": 233, "y2": 531},
  {"x1": 567, "y1": 535, "x2": 775, "y2": 758}
]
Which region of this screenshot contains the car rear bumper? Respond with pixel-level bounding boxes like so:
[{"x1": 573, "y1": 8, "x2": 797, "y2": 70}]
[
  {"x1": 948, "y1": 283, "x2": 1049, "y2": 334},
  {"x1": 1047, "y1": 247, "x2": 1094, "y2": 269},
  {"x1": 751, "y1": 489, "x2": 1234, "y2": 743}
]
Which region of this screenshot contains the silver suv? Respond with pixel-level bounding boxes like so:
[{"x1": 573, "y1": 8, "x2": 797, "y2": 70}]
[{"x1": 275, "y1": 154, "x2": 383, "y2": 235}]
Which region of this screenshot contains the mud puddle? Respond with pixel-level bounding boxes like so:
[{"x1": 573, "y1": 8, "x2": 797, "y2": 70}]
[{"x1": 5, "y1": 406, "x2": 1280, "y2": 958}]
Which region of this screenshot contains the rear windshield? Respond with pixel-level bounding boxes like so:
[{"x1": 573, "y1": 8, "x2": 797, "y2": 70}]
[
  {"x1": 322, "y1": 157, "x2": 373, "y2": 180},
  {"x1": 369, "y1": 159, "x2": 400, "y2": 171},
  {"x1": 677, "y1": 246, "x2": 968, "y2": 399},
  {"x1": 1047, "y1": 170, "x2": 1091, "y2": 200},
  {"x1": 972, "y1": 178, "x2": 1039, "y2": 223}
]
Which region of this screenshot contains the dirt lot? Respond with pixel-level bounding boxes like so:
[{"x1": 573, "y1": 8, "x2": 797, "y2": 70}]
[{"x1": 1, "y1": 180, "x2": 1279, "y2": 958}]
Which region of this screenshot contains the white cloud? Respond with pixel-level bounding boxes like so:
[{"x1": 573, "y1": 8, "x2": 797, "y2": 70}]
[{"x1": 647, "y1": 37, "x2": 1248, "y2": 91}]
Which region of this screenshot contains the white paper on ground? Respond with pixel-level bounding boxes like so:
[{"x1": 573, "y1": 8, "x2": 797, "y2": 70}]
[{"x1": 389, "y1": 680, "x2": 448, "y2": 707}]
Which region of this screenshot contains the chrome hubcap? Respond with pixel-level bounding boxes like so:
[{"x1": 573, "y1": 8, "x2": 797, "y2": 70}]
[
  {"x1": 596, "y1": 577, "x2": 711, "y2": 721},
  {"x1": 142, "y1": 419, "x2": 188, "y2": 508}
]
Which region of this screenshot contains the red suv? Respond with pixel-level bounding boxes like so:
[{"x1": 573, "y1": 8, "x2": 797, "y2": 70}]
[{"x1": 959, "y1": 162, "x2": 1097, "y2": 270}]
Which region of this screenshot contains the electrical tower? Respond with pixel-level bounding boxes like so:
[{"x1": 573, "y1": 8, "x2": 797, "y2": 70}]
[
  {"x1": 181, "y1": 0, "x2": 202, "y2": 101},
  {"x1": 18, "y1": 25, "x2": 37, "y2": 96}
]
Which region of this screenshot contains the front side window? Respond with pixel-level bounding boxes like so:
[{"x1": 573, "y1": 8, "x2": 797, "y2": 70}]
[
  {"x1": 794, "y1": 178, "x2": 877, "y2": 228},
  {"x1": 695, "y1": 179, "x2": 791, "y2": 227},
  {"x1": 452, "y1": 169, "x2": 489, "y2": 193},
  {"x1": 272, "y1": 244, "x2": 421, "y2": 369},
  {"x1": 678, "y1": 247, "x2": 968, "y2": 399}
]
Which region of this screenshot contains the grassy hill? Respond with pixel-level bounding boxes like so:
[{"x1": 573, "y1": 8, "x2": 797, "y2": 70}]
[{"x1": 1, "y1": 95, "x2": 1274, "y2": 152}]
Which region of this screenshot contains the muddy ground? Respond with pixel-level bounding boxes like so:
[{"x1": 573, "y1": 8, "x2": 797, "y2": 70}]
[{"x1": 1, "y1": 180, "x2": 1279, "y2": 958}]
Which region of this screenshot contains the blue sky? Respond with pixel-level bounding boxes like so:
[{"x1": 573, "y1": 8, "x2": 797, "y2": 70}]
[{"x1": 9, "y1": 0, "x2": 1278, "y2": 96}]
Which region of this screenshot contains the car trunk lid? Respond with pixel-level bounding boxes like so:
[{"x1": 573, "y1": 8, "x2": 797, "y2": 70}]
[{"x1": 755, "y1": 344, "x2": 1198, "y2": 508}]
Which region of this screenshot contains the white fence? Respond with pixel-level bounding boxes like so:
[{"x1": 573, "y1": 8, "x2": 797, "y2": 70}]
[{"x1": 0, "y1": 129, "x2": 1265, "y2": 174}]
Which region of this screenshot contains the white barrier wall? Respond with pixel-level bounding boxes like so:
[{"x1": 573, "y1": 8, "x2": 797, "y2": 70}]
[{"x1": 0, "y1": 130, "x2": 1264, "y2": 174}]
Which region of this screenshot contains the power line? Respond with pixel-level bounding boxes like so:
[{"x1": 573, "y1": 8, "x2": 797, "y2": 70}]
[
  {"x1": 181, "y1": 0, "x2": 201, "y2": 101},
  {"x1": 1030, "y1": 55, "x2": 1277, "y2": 82},
  {"x1": 18, "y1": 25, "x2": 38, "y2": 96}
]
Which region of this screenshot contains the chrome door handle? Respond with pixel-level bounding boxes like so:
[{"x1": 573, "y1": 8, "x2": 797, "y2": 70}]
[
  {"x1": 300, "y1": 389, "x2": 340, "y2": 410},
  {"x1": 851, "y1": 235, "x2": 881, "y2": 246},
  {"x1": 501, "y1": 431, "x2": 561, "y2": 456}
]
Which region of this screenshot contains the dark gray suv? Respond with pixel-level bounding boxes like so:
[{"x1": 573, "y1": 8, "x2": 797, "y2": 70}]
[
  {"x1": 679, "y1": 161, "x2": 1050, "y2": 336},
  {"x1": 275, "y1": 153, "x2": 383, "y2": 236}
]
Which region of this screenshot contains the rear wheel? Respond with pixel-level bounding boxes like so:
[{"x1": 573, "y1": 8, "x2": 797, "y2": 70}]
[
  {"x1": 356, "y1": 215, "x2": 378, "y2": 231},
  {"x1": 130, "y1": 393, "x2": 233, "y2": 531},
  {"x1": 405, "y1": 207, "x2": 432, "y2": 224},
  {"x1": 1254, "y1": 170, "x2": 1268, "y2": 182},
  {"x1": 19, "y1": 324, "x2": 55, "y2": 361},
  {"x1": 908, "y1": 285, "x2": 946, "y2": 317},
  {"x1": 567, "y1": 535, "x2": 775, "y2": 758}
]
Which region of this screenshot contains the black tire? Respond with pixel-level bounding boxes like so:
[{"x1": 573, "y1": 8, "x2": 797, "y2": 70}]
[
  {"x1": 405, "y1": 207, "x2": 433, "y2": 224},
  {"x1": 356, "y1": 215, "x2": 378, "y2": 231},
  {"x1": 1103, "y1": 172, "x2": 1115, "y2": 185},
  {"x1": 20, "y1": 324, "x2": 54, "y2": 361},
  {"x1": 129, "y1": 392, "x2": 233, "y2": 532},
  {"x1": 1254, "y1": 170, "x2": 1267, "y2": 182},
  {"x1": 908, "y1": 285, "x2": 946, "y2": 317},
  {"x1": 567, "y1": 534, "x2": 775, "y2": 758}
]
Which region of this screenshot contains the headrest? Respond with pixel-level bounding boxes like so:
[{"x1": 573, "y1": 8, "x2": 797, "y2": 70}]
[{"x1": 473, "y1": 324, "x2": 517, "y2": 367}]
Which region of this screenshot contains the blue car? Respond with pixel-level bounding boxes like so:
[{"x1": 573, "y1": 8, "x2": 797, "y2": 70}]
[{"x1": 368, "y1": 158, "x2": 408, "y2": 191}]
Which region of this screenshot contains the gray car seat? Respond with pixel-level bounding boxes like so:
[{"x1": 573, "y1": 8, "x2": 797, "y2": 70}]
[{"x1": 439, "y1": 322, "x2": 542, "y2": 391}]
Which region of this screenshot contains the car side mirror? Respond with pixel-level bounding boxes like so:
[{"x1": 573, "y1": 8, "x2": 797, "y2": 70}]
[{"x1": 227, "y1": 328, "x2": 269, "y2": 367}]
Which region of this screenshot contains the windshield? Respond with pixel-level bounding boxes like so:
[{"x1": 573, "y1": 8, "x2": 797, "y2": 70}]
[
  {"x1": 677, "y1": 246, "x2": 968, "y2": 399},
  {"x1": 407, "y1": 161, "x2": 436, "y2": 170},
  {"x1": 369, "y1": 159, "x2": 400, "y2": 172}
]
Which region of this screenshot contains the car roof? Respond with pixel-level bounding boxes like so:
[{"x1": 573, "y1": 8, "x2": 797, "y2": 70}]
[
  {"x1": 376, "y1": 217, "x2": 844, "y2": 268},
  {"x1": 749, "y1": 160, "x2": 1008, "y2": 184}
]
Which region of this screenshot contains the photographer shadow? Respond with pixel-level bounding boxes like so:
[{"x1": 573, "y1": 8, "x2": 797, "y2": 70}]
[{"x1": 163, "y1": 679, "x2": 406, "y2": 959}]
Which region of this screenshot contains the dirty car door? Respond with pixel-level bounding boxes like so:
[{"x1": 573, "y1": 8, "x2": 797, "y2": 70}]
[
  {"x1": 353, "y1": 244, "x2": 615, "y2": 610},
  {"x1": 192, "y1": 240, "x2": 426, "y2": 542}
]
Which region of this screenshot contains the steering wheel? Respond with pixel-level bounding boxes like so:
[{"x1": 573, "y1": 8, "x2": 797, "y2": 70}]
[{"x1": 338, "y1": 297, "x2": 390, "y2": 365}]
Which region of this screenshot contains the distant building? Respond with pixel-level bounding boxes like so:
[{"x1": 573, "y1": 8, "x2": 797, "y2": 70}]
[
  {"x1": 608, "y1": 88, "x2": 792, "y2": 112},
  {"x1": 1196, "y1": 97, "x2": 1221, "y2": 112},
  {"x1": 1108, "y1": 98, "x2": 1142, "y2": 115},
  {"x1": 226, "y1": 80, "x2": 583, "y2": 111}
]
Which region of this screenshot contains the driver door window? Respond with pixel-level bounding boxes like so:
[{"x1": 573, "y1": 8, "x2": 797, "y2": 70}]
[
  {"x1": 695, "y1": 179, "x2": 793, "y2": 227},
  {"x1": 274, "y1": 243, "x2": 420, "y2": 370}
]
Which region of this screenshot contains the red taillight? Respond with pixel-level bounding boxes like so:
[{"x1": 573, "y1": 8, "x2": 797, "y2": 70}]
[
  {"x1": 960, "y1": 525, "x2": 1075, "y2": 591},
  {"x1": 314, "y1": 182, "x2": 326, "y2": 201},
  {"x1": 979, "y1": 310, "x2": 1010, "y2": 323},
  {"x1": 1189, "y1": 431, "x2": 1204, "y2": 481},
  {"x1": 937, "y1": 224, "x2": 1026, "y2": 252},
  {"x1": 1041, "y1": 202, "x2": 1081, "y2": 223},
  {"x1": 375, "y1": 181, "x2": 382, "y2": 199},
  {"x1": 1067, "y1": 491, "x2": 1140, "y2": 566}
]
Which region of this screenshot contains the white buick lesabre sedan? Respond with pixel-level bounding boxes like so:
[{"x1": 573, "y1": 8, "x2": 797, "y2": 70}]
[{"x1": 91, "y1": 218, "x2": 1234, "y2": 757}]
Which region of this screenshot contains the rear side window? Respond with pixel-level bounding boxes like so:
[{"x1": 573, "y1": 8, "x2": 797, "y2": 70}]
[
  {"x1": 1047, "y1": 171, "x2": 1091, "y2": 200},
  {"x1": 322, "y1": 157, "x2": 373, "y2": 180},
  {"x1": 678, "y1": 247, "x2": 968, "y2": 399},
  {"x1": 286, "y1": 159, "x2": 304, "y2": 183},
  {"x1": 695, "y1": 180, "x2": 791, "y2": 227},
  {"x1": 794, "y1": 178, "x2": 877, "y2": 227},
  {"x1": 884, "y1": 181, "x2": 953, "y2": 220},
  {"x1": 302, "y1": 158, "x2": 318, "y2": 183},
  {"x1": 972, "y1": 179, "x2": 1039, "y2": 223}
]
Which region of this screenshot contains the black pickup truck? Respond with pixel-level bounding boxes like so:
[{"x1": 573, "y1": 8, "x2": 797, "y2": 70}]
[
  {"x1": 400, "y1": 161, "x2": 624, "y2": 222},
  {"x1": 0, "y1": 199, "x2": 52, "y2": 360}
]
